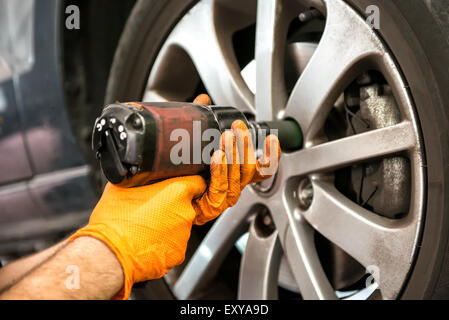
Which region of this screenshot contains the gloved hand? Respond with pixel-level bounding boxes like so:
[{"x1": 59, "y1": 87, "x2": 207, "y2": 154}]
[
  {"x1": 191, "y1": 94, "x2": 281, "y2": 225},
  {"x1": 69, "y1": 95, "x2": 281, "y2": 300}
]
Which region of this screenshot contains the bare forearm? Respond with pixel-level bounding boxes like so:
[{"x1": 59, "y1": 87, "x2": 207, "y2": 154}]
[
  {"x1": 0, "y1": 237, "x2": 124, "y2": 300},
  {"x1": 0, "y1": 240, "x2": 67, "y2": 292}
]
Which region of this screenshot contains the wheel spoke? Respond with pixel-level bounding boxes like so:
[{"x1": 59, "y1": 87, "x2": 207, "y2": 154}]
[
  {"x1": 282, "y1": 218, "x2": 337, "y2": 300},
  {"x1": 238, "y1": 222, "x2": 282, "y2": 299},
  {"x1": 255, "y1": 0, "x2": 294, "y2": 121},
  {"x1": 142, "y1": 89, "x2": 169, "y2": 102},
  {"x1": 285, "y1": 0, "x2": 384, "y2": 140},
  {"x1": 267, "y1": 197, "x2": 337, "y2": 300},
  {"x1": 145, "y1": 0, "x2": 255, "y2": 113},
  {"x1": 304, "y1": 180, "x2": 416, "y2": 299},
  {"x1": 172, "y1": 188, "x2": 259, "y2": 299},
  {"x1": 282, "y1": 122, "x2": 416, "y2": 177}
]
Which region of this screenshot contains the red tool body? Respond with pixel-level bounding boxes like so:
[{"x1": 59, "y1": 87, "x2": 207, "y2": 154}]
[{"x1": 93, "y1": 102, "x2": 302, "y2": 187}]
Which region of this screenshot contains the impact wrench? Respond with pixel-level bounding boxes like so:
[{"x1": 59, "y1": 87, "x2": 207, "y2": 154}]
[{"x1": 93, "y1": 102, "x2": 303, "y2": 187}]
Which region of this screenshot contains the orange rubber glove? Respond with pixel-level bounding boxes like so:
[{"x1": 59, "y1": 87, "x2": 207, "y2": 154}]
[{"x1": 69, "y1": 95, "x2": 281, "y2": 300}]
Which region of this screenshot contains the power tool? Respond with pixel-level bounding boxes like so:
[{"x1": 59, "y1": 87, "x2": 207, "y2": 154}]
[{"x1": 93, "y1": 102, "x2": 303, "y2": 187}]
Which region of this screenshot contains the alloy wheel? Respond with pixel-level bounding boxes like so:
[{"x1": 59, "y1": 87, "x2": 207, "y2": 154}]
[{"x1": 141, "y1": 0, "x2": 425, "y2": 300}]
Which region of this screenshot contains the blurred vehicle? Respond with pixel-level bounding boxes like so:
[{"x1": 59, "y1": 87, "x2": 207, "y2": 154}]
[
  {"x1": 0, "y1": 0, "x2": 135, "y2": 257},
  {"x1": 1, "y1": 0, "x2": 449, "y2": 300}
]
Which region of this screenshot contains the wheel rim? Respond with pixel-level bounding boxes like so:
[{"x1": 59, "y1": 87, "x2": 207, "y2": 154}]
[{"x1": 141, "y1": 0, "x2": 425, "y2": 300}]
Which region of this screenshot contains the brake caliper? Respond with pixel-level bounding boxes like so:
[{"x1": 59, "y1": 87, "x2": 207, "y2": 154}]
[{"x1": 344, "y1": 79, "x2": 411, "y2": 219}]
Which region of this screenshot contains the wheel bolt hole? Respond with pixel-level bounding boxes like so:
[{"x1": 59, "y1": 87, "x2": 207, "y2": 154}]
[{"x1": 254, "y1": 208, "x2": 275, "y2": 238}]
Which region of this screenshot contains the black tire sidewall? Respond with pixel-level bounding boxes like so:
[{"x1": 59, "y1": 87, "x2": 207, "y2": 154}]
[{"x1": 105, "y1": 0, "x2": 199, "y2": 104}]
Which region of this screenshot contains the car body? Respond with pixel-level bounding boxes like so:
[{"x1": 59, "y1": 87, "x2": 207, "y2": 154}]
[{"x1": 0, "y1": 0, "x2": 134, "y2": 256}]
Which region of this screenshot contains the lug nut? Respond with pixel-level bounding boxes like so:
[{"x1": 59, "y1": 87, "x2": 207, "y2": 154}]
[
  {"x1": 263, "y1": 214, "x2": 273, "y2": 227},
  {"x1": 298, "y1": 178, "x2": 314, "y2": 210},
  {"x1": 255, "y1": 209, "x2": 275, "y2": 237}
]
